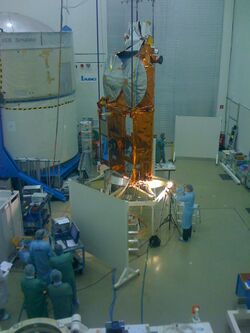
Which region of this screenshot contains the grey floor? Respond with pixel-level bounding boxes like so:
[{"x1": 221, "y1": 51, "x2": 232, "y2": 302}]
[{"x1": 2, "y1": 158, "x2": 250, "y2": 332}]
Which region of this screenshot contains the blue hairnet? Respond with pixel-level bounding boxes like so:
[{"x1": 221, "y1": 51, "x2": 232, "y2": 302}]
[
  {"x1": 50, "y1": 269, "x2": 62, "y2": 283},
  {"x1": 185, "y1": 184, "x2": 193, "y2": 192},
  {"x1": 24, "y1": 264, "x2": 35, "y2": 277},
  {"x1": 35, "y1": 229, "x2": 45, "y2": 240}
]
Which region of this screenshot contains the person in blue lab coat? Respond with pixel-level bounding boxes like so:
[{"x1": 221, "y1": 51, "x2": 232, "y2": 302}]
[
  {"x1": 29, "y1": 229, "x2": 52, "y2": 284},
  {"x1": 176, "y1": 184, "x2": 195, "y2": 242}
]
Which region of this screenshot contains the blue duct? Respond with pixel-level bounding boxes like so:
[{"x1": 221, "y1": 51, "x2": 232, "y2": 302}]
[{"x1": 0, "y1": 107, "x2": 66, "y2": 201}]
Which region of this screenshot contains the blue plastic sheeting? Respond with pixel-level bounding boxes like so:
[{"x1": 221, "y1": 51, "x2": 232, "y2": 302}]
[
  {"x1": 0, "y1": 108, "x2": 20, "y2": 177},
  {"x1": 0, "y1": 108, "x2": 66, "y2": 201},
  {"x1": 18, "y1": 172, "x2": 66, "y2": 202},
  {"x1": 40, "y1": 154, "x2": 80, "y2": 179}
]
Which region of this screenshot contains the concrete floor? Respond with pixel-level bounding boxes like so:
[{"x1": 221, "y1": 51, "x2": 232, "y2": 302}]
[{"x1": 2, "y1": 158, "x2": 250, "y2": 332}]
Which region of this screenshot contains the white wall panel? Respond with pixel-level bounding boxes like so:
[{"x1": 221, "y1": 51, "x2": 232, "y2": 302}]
[
  {"x1": 227, "y1": 0, "x2": 250, "y2": 155},
  {"x1": 107, "y1": 0, "x2": 224, "y2": 141},
  {"x1": 237, "y1": 106, "x2": 250, "y2": 156},
  {"x1": 175, "y1": 116, "x2": 221, "y2": 159},
  {"x1": 216, "y1": 0, "x2": 234, "y2": 129},
  {"x1": 228, "y1": 1, "x2": 250, "y2": 108},
  {"x1": 69, "y1": 180, "x2": 128, "y2": 271}
]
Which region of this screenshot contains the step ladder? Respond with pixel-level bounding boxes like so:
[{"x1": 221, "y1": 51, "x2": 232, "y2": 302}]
[
  {"x1": 128, "y1": 215, "x2": 140, "y2": 253},
  {"x1": 174, "y1": 201, "x2": 201, "y2": 232}
]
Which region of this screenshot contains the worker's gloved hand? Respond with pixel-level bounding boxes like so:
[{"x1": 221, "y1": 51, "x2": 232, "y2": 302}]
[{"x1": 176, "y1": 186, "x2": 184, "y2": 194}]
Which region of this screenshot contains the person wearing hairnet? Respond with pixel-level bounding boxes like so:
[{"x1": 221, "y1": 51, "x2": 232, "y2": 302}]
[
  {"x1": 176, "y1": 184, "x2": 195, "y2": 242},
  {"x1": 21, "y1": 264, "x2": 48, "y2": 318},
  {"x1": 0, "y1": 269, "x2": 10, "y2": 321},
  {"x1": 156, "y1": 133, "x2": 166, "y2": 164},
  {"x1": 50, "y1": 244, "x2": 78, "y2": 307},
  {"x1": 48, "y1": 269, "x2": 73, "y2": 319},
  {"x1": 29, "y1": 229, "x2": 52, "y2": 283}
]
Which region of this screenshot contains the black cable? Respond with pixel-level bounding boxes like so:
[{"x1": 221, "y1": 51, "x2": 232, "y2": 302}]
[
  {"x1": 76, "y1": 270, "x2": 112, "y2": 292},
  {"x1": 136, "y1": 0, "x2": 139, "y2": 21},
  {"x1": 131, "y1": 0, "x2": 134, "y2": 108},
  {"x1": 152, "y1": 0, "x2": 155, "y2": 40},
  {"x1": 52, "y1": 0, "x2": 64, "y2": 168},
  {"x1": 109, "y1": 269, "x2": 117, "y2": 321},
  {"x1": 140, "y1": 244, "x2": 150, "y2": 324},
  {"x1": 159, "y1": 224, "x2": 176, "y2": 247}
]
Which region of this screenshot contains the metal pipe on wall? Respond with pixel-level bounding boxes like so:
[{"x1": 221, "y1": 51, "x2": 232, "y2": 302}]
[{"x1": 96, "y1": 0, "x2": 101, "y2": 101}]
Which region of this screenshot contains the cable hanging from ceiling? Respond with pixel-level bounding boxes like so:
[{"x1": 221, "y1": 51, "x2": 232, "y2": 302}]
[
  {"x1": 121, "y1": 0, "x2": 156, "y2": 39},
  {"x1": 52, "y1": 0, "x2": 64, "y2": 167}
]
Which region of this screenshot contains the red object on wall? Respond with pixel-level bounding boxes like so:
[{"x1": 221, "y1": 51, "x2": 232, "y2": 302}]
[{"x1": 219, "y1": 133, "x2": 225, "y2": 150}]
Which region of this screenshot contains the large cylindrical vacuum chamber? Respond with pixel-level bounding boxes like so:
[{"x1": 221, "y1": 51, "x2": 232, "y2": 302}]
[{"x1": 0, "y1": 13, "x2": 78, "y2": 164}]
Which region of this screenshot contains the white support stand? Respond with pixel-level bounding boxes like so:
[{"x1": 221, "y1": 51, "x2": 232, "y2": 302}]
[
  {"x1": 216, "y1": 153, "x2": 219, "y2": 165},
  {"x1": 114, "y1": 267, "x2": 140, "y2": 289},
  {"x1": 173, "y1": 151, "x2": 176, "y2": 162},
  {"x1": 152, "y1": 138, "x2": 156, "y2": 176},
  {"x1": 128, "y1": 200, "x2": 156, "y2": 236},
  {"x1": 220, "y1": 162, "x2": 241, "y2": 184},
  {"x1": 227, "y1": 310, "x2": 250, "y2": 333}
]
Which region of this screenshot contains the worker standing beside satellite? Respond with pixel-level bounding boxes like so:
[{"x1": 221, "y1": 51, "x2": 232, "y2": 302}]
[
  {"x1": 176, "y1": 184, "x2": 195, "y2": 242},
  {"x1": 156, "y1": 133, "x2": 166, "y2": 164}
]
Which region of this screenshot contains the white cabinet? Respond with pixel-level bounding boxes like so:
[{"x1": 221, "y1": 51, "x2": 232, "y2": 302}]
[{"x1": 0, "y1": 190, "x2": 23, "y2": 261}]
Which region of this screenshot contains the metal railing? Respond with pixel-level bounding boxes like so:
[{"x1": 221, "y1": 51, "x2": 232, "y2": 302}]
[{"x1": 15, "y1": 158, "x2": 61, "y2": 188}]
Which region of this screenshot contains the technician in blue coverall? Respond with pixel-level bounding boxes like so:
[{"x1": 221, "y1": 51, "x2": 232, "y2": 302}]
[
  {"x1": 176, "y1": 184, "x2": 195, "y2": 242},
  {"x1": 29, "y1": 229, "x2": 52, "y2": 283}
]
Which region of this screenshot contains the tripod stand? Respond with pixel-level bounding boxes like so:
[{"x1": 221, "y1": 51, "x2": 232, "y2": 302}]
[{"x1": 161, "y1": 191, "x2": 181, "y2": 234}]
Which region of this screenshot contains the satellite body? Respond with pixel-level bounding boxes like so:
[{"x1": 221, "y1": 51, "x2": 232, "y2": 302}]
[{"x1": 98, "y1": 22, "x2": 162, "y2": 182}]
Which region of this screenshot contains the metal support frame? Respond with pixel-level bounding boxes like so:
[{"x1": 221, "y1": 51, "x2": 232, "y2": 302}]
[
  {"x1": 220, "y1": 162, "x2": 241, "y2": 184},
  {"x1": 227, "y1": 310, "x2": 250, "y2": 333}
]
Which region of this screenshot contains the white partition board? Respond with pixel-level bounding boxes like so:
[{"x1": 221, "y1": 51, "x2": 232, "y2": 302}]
[
  {"x1": 69, "y1": 180, "x2": 128, "y2": 271},
  {"x1": 174, "y1": 116, "x2": 221, "y2": 159},
  {"x1": 238, "y1": 107, "x2": 250, "y2": 156}
]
